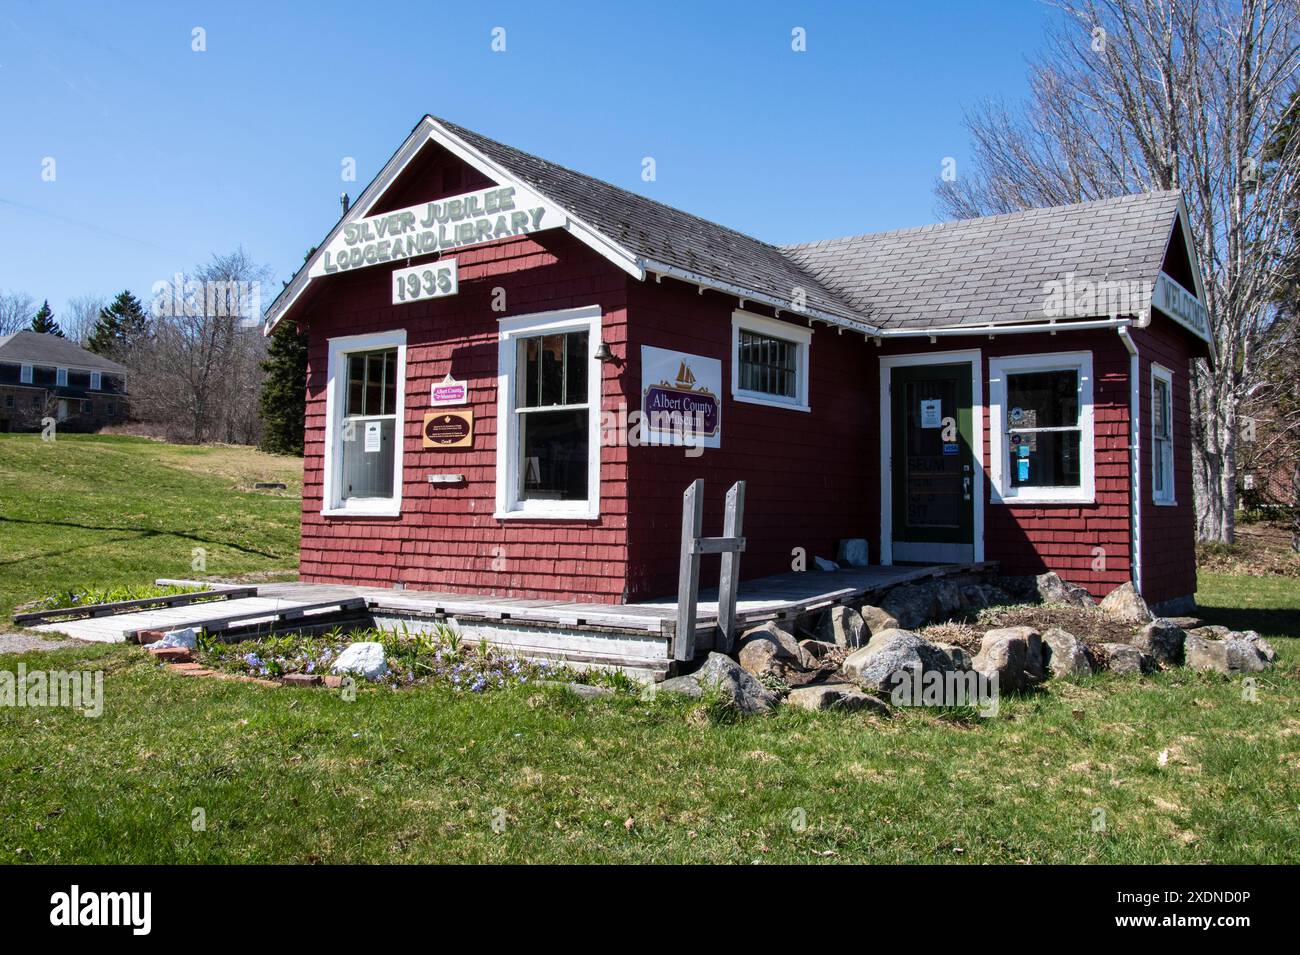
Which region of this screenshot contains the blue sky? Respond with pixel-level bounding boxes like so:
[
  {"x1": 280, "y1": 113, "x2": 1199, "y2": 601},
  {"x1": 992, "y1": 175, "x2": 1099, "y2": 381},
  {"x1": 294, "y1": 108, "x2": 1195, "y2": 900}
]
[{"x1": 0, "y1": 0, "x2": 1055, "y2": 322}]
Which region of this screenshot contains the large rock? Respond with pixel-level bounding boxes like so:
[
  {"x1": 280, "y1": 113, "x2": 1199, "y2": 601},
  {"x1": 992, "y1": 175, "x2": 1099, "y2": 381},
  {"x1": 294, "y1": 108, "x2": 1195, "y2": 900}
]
[
  {"x1": 144, "y1": 627, "x2": 198, "y2": 651},
  {"x1": 816, "y1": 605, "x2": 869, "y2": 649},
  {"x1": 971, "y1": 627, "x2": 1042, "y2": 692},
  {"x1": 1041, "y1": 627, "x2": 1094, "y2": 677},
  {"x1": 880, "y1": 585, "x2": 939, "y2": 630},
  {"x1": 799, "y1": 639, "x2": 839, "y2": 661},
  {"x1": 1035, "y1": 571, "x2": 1096, "y2": 608},
  {"x1": 1184, "y1": 634, "x2": 1271, "y2": 674},
  {"x1": 1235, "y1": 631, "x2": 1278, "y2": 663},
  {"x1": 931, "y1": 642, "x2": 972, "y2": 671},
  {"x1": 785, "y1": 683, "x2": 888, "y2": 714},
  {"x1": 736, "y1": 621, "x2": 803, "y2": 676},
  {"x1": 837, "y1": 538, "x2": 869, "y2": 567},
  {"x1": 1099, "y1": 581, "x2": 1154, "y2": 624},
  {"x1": 1134, "y1": 619, "x2": 1186, "y2": 666},
  {"x1": 858, "y1": 604, "x2": 900, "y2": 636},
  {"x1": 1098, "y1": 642, "x2": 1154, "y2": 675},
  {"x1": 331, "y1": 641, "x2": 389, "y2": 681},
  {"x1": 841, "y1": 629, "x2": 954, "y2": 693},
  {"x1": 664, "y1": 652, "x2": 779, "y2": 714}
]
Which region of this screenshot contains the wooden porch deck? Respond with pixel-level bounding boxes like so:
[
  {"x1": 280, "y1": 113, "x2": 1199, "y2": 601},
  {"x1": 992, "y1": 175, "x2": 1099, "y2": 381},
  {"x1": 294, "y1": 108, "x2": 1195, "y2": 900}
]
[{"x1": 29, "y1": 562, "x2": 991, "y2": 650}]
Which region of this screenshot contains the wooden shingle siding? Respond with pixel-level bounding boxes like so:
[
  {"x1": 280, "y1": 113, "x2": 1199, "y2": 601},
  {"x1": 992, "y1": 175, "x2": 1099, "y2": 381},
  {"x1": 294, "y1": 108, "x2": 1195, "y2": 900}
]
[
  {"x1": 1133, "y1": 314, "x2": 1197, "y2": 605},
  {"x1": 298, "y1": 225, "x2": 633, "y2": 604}
]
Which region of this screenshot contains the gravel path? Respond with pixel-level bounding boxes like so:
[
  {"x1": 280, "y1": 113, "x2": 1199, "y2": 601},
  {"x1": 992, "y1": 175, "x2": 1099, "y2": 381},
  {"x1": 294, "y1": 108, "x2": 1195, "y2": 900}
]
[{"x1": 0, "y1": 633, "x2": 85, "y2": 655}]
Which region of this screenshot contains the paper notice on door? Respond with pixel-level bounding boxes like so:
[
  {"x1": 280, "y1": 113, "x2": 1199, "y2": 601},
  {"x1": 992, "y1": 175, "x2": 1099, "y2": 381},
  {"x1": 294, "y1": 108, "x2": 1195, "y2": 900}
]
[
  {"x1": 920, "y1": 399, "x2": 942, "y2": 428},
  {"x1": 364, "y1": 421, "x2": 382, "y2": 453}
]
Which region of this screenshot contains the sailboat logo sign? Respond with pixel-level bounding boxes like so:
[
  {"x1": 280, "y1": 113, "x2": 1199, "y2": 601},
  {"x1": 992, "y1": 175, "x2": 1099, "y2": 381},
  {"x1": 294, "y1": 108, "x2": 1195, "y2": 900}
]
[{"x1": 640, "y1": 346, "x2": 722, "y2": 447}]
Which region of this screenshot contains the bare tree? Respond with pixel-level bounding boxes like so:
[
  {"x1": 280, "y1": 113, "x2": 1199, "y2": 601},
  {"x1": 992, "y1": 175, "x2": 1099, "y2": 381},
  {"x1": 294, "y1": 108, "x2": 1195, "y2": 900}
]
[
  {"x1": 937, "y1": 0, "x2": 1300, "y2": 544},
  {"x1": 0, "y1": 291, "x2": 35, "y2": 336},
  {"x1": 126, "y1": 249, "x2": 272, "y2": 444},
  {"x1": 62, "y1": 294, "x2": 108, "y2": 345}
]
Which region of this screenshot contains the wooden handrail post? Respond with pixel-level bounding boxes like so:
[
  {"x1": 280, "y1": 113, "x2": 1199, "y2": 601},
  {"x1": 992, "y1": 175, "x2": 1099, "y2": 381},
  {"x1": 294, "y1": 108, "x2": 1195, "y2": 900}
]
[
  {"x1": 715, "y1": 481, "x2": 745, "y2": 653},
  {"x1": 675, "y1": 479, "x2": 705, "y2": 661}
]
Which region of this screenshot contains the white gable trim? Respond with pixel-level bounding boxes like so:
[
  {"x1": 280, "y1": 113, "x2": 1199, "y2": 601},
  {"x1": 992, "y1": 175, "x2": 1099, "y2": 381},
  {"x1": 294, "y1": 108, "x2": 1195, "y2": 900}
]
[{"x1": 264, "y1": 116, "x2": 643, "y2": 335}]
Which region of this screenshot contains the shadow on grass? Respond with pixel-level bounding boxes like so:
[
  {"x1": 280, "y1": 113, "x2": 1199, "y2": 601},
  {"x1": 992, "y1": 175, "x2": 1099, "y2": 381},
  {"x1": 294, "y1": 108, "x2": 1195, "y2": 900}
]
[
  {"x1": 0, "y1": 516, "x2": 290, "y2": 563},
  {"x1": 1194, "y1": 602, "x2": 1300, "y2": 640}
]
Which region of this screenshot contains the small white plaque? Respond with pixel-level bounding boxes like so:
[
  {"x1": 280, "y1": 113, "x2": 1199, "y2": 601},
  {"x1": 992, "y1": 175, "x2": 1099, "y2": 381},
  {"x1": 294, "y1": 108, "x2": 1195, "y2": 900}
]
[
  {"x1": 392, "y1": 259, "x2": 458, "y2": 305},
  {"x1": 364, "y1": 421, "x2": 382, "y2": 453}
]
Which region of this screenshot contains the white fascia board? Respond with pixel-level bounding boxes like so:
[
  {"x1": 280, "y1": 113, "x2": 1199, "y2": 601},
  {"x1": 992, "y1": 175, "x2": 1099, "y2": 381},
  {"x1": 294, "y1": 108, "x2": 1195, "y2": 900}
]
[{"x1": 264, "y1": 116, "x2": 643, "y2": 335}]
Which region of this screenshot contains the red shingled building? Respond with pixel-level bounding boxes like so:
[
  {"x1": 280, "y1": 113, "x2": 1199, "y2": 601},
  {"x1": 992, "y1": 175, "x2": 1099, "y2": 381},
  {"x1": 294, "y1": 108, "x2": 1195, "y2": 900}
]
[{"x1": 266, "y1": 116, "x2": 1213, "y2": 616}]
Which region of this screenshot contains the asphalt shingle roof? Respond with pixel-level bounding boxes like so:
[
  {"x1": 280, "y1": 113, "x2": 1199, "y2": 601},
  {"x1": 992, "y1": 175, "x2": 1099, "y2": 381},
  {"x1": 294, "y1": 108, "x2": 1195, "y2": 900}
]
[
  {"x1": 434, "y1": 117, "x2": 870, "y2": 327},
  {"x1": 780, "y1": 191, "x2": 1182, "y2": 330},
  {"x1": 0, "y1": 331, "x2": 127, "y2": 374}
]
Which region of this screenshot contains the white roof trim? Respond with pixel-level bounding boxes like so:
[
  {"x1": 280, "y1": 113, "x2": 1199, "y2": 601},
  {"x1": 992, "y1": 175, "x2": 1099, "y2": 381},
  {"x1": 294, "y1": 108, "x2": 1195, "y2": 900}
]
[{"x1": 264, "y1": 116, "x2": 644, "y2": 335}]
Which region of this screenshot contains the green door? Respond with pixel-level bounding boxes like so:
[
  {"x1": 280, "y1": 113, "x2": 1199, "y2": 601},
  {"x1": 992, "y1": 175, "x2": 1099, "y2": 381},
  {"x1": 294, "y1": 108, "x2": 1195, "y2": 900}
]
[{"x1": 890, "y1": 363, "x2": 975, "y2": 563}]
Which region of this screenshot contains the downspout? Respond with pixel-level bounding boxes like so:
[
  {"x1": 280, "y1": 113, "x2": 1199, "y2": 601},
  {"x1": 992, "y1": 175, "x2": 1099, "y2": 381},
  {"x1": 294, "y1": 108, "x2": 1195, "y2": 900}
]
[{"x1": 1117, "y1": 319, "x2": 1146, "y2": 597}]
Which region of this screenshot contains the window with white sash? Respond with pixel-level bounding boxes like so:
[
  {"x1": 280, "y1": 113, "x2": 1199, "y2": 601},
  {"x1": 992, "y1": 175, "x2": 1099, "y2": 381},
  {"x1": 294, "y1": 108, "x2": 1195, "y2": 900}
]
[
  {"x1": 323, "y1": 330, "x2": 406, "y2": 516},
  {"x1": 496, "y1": 306, "x2": 602, "y2": 519},
  {"x1": 988, "y1": 352, "x2": 1095, "y2": 503},
  {"x1": 1151, "y1": 364, "x2": 1175, "y2": 505}
]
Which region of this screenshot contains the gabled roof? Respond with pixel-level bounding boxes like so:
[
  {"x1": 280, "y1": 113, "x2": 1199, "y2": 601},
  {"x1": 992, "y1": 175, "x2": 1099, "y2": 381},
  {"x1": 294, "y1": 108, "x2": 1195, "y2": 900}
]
[
  {"x1": 267, "y1": 116, "x2": 1208, "y2": 345},
  {"x1": 781, "y1": 191, "x2": 1185, "y2": 330},
  {"x1": 0, "y1": 331, "x2": 127, "y2": 374},
  {"x1": 433, "y1": 117, "x2": 869, "y2": 329}
]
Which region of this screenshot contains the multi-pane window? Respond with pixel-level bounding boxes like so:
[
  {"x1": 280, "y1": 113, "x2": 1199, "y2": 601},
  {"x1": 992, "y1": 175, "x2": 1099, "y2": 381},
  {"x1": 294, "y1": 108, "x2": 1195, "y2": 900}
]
[
  {"x1": 737, "y1": 330, "x2": 797, "y2": 399},
  {"x1": 19, "y1": 364, "x2": 32, "y2": 384},
  {"x1": 1152, "y1": 368, "x2": 1174, "y2": 503},
  {"x1": 56, "y1": 367, "x2": 67, "y2": 387},
  {"x1": 91, "y1": 372, "x2": 102, "y2": 391},
  {"x1": 340, "y1": 348, "x2": 398, "y2": 501},
  {"x1": 731, "y1": 311, "x2": 811, "y2": 410},
  {"x1": 515, "y1": 330, "x2": 589, "y2": 501},
  {"x1": 1005, "y1": 369, "x2": 1082, "y2": 489}
]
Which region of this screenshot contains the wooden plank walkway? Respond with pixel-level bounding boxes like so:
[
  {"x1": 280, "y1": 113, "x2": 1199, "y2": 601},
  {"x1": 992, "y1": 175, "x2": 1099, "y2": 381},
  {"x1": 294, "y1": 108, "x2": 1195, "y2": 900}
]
[{"x1": 24, "y1": 562, "x2": 992, "y2": 654}]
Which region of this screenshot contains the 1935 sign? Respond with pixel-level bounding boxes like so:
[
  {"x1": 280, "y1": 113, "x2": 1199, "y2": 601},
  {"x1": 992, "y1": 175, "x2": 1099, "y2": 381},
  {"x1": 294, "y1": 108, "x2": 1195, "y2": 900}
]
[{"x1": 392, "y1": 260, "x2": 458, "y2": 305}]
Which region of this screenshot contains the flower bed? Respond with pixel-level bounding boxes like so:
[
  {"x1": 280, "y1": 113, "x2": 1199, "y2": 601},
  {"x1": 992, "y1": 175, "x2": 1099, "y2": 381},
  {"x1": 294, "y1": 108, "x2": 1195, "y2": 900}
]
[{"x1": 195, "y1": 624, "x2": 623, "y2": 693}]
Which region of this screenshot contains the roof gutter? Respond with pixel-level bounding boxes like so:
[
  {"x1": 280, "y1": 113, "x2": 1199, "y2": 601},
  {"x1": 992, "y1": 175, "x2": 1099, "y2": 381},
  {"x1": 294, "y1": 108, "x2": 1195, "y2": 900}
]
[
  {"x1": 875, "y1": 315, "x2": 1135, "y2": 339},
  {"x1": 639, "y1": 258, "x2": 880, "y2": 337}
]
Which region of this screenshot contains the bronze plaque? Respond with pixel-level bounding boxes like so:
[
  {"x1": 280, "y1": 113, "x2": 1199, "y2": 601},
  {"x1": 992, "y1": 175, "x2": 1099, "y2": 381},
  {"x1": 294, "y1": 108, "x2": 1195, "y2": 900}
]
[{"x1": 422, "y1": 410, "x2": 473, "y2": 449}]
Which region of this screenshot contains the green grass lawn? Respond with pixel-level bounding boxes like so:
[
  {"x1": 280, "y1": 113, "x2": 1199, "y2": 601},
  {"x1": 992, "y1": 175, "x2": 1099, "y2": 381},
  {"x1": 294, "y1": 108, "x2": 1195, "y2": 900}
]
[
  {"x1": 0, "y1": 433, "x2": 301, "y2": 618},
  {"x1": 0, "y1": 435, "x2": 1296, "y2": 863},
  {"x1": 0, "y1": 574, "x2": 1295, "y2": 864}
]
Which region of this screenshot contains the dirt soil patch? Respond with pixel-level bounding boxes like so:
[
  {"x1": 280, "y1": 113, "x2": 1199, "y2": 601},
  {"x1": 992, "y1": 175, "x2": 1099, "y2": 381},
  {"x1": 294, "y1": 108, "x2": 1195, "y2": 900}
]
[
  {"x1": 919, "y1": 604, "x2": 1142, "y2": 648},
  {"x1": 1198, "y1": 521, "x2": 1299, "y2": 577}
]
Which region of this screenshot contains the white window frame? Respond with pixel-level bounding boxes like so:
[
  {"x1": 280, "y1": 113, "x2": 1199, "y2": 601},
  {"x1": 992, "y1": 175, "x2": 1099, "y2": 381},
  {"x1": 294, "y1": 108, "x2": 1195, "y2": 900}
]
[
  {"x1": 988, "y1": 351, "x2": 1095, "y2": 504},
  {"x1": 1151, "y1": 363, "x2": 1176, "y2": 506},
  {"x1": 56, "y1": 367, "x2": 68, "y2": 387},
  {"x1": 495, "y1": 304, "x2": 602, "y2": 521},
  {"x1": 19, "y1": 364, "x2": 32, "y2": 384},
  {"x1": 322, "y1": 329, "x2": 407, "y2": 517},
  {"x1": 730, "y1": 309, "x2": 811, "y2": 412},
  {"x1": 90, "y1": 371, "x2": 102, "y2": 391}
]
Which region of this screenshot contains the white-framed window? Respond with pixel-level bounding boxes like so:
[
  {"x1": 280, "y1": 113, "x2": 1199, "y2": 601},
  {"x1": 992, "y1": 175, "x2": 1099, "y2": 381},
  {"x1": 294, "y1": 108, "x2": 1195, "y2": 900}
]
[
  {"x1": 322, "y1": 329, "x2": 407, "y2": 517},
  {"x1": 90, "y1": 371, "x2": 102, "y2": 391},
  {"x1": 1151, "y1": 363, "x2": 1175, "y2": 505},
  {"x1": 19, "y1": 364, "x2": 32, "y2": 384},
  {"x1": 730, "y1": 310, "x2": 811, "y2": 411},
  {"x1": 56, "y1": 367, "x2": 67, "y2": 387},
  {"x1": 495, "y1": 305, "x2": 602, "y2": 520},
  {"x1": 988, "y1": 351, "x2": 1095, "y2": 504}
]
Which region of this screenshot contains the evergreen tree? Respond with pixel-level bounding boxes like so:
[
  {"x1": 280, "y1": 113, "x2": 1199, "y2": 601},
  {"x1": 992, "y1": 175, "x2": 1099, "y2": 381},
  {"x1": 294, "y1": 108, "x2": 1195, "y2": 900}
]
[
  {"x1": 86, "y1": 290, "x2": 149, "y2": 355},
  {"x1": 30, "y1": 300, "x2": 62, "y2": 336},
  {"x1": 258, "y1": 318, "x2": 308, "y2": 455}
]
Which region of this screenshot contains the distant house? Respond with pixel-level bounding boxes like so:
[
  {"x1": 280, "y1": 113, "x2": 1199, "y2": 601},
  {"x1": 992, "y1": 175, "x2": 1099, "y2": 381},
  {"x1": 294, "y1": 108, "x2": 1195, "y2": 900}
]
[{"x1": 0, "y1": 331, "x2": 129, "y2": 433}]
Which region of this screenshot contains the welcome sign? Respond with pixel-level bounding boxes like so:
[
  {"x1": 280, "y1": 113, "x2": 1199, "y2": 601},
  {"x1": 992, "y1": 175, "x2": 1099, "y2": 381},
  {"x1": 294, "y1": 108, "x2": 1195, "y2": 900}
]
[
  {"x1": 310, "y1": 183, "x2": 558, "y2": 278},
  {"x1": 640, "y1": 346, "x2": 721, "y2": 449}
]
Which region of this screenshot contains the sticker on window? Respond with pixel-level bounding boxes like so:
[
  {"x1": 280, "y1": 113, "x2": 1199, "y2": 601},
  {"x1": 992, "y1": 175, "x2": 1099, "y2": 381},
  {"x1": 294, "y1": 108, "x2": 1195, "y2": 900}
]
[
  {"x1": 943, "y1": 442, "x2": 958, "y2": 455},
  {"x1": 1017, "y1": 458, "x2": 1030, "y2": 481},
  {"x1": 920, "y1": 399, "x2": 942, "y2": 428},
  {"x1": 364, "y1": 421, "x2": 382, "y2": 453}
]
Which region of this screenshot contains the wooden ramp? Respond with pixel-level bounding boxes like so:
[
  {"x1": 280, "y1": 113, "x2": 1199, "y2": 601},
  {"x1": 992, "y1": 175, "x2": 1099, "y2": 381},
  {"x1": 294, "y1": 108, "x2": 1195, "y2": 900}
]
[{"x1": 31, "y1": 595, "x2": 365, "y2": 644}]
